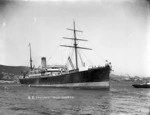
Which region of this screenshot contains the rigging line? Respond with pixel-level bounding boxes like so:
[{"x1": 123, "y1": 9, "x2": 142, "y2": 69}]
[
  {"x1": 47, "y1": 46, "x2": 58, "y2": 63},
  {"x1": 75, "y1": 23, "x2": 83, "y2": 33},
  {"x1": 92, "y1": 49, "x2": 106, "y2": 63},
  {"x1": 47, "y1": 38, "x2": 63, "y2": 63},
  {"x1": 78, "y1": 50, "x2": 84, "y2": 67},
  {"x1": 86, "y1": 39, "x2": 106, "y2": 63},
  {"x1": 70, "y1": 46, "x2": 75, "y2": 59},
  {"x1": 69, "y1": 39, "x2": 74, "y2": 56},
  {"x1": 70, "y1": 49, "x2": 75, "y2": 67},
  {"x1": 68, "y1": 22, "x2": 74, "y2": 30},
  {"x1": 61, "y1": 39, "x2": 72, "y2": 65},
  {"x1": 61, "y1": 37, "x2": 72, "y2": 65},
  {"x1": 80, "y1": 50, "x2": 93, "y2": 66},
  {"x1": 65, "y1": 39, "x2": 74, "y2": 65},
  {"x1": 65, "y1": 48, "x2": 74, "y2": 66},
  {"x1": 66, "y1": 52, "x2": 74, "y2": 69},
  {"x1": 25, "y1": 46, "x2": 31, "y2": 68},
  {"x1": 26, "y1": 59, "x2": 30, "y2": 68}
]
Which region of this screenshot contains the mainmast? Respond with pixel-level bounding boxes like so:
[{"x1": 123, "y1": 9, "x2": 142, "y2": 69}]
[
  {"x1": 29, "y1": 43, "x2": 33, "y2": 70},
  {"x1": 61, "y1": 21, "x2": 92, "y2": 71},
  {"x1": 73, "y1": 21, "x2": 78, "y2": 70}
]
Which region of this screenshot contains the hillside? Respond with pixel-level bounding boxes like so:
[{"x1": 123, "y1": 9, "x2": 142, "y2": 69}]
[
  {"x1": 0, "y1": 64, "x2": 150, "y2": 82},
  {"x1": 110, "y1": 73, "x2": 150, "y2": 82},
  {"x1": 0, "y1": 65, "x2": 29, "y2": 80}
]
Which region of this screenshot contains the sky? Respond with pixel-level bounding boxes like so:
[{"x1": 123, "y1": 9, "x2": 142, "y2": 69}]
[{"x1": 0, "y1": 0, "x2": 149, "y2": 77}]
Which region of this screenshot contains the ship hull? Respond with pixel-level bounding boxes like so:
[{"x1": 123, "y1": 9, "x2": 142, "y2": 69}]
[{"x1": 19, "y1": 66, "x2": 110, "y2": 89}]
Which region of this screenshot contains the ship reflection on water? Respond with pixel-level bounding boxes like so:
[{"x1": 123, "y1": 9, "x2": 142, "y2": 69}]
[{"x1": 0, "y1": 81, "x2": 150, "y2": 115}]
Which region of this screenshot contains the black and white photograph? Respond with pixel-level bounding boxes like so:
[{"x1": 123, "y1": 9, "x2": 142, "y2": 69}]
[{"x1": 0, "y1": 0, "x2": 150, "y2": 114}]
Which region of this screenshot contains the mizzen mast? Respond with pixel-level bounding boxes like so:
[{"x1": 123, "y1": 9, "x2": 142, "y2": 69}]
[{"x1": 61, "y1": 21, "x2": 92, "y2": 71}]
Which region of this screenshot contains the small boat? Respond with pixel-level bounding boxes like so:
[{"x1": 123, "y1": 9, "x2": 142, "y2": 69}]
[{"x1": 132, "y1": 82, "x2": 150, "y2": 88}]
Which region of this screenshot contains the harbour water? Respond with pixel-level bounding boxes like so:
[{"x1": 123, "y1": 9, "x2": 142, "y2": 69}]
[{"x1": 0, "y1": 81, "x2": 150, "y2": 115}]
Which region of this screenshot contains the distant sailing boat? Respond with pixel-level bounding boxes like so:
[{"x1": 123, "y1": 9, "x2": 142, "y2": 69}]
[{"x1": 19, "y1": 21, "x2": 112, "y2": 89}]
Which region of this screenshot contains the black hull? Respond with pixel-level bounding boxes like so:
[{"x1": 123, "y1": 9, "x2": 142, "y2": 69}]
[
  {"x1": 132, "y1": 84, "x2": 150, "y2": 88},
  {"x1": 19, "y1": 66, "x2": 111, "y2": 89}
]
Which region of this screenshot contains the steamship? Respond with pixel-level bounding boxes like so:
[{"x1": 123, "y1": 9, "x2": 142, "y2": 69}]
[{"x1": 19, "y1": 21, "x2": 112, "y2": 89}]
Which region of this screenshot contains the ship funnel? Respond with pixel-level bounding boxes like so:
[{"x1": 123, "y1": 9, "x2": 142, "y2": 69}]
[{"x1": 41, "y1": 57, "x2": 46, "y2": 68}]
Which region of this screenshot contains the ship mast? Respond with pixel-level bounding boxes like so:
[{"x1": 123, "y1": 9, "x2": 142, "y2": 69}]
[
  {"x1": 29, "y1": 43, "x2": 33, "y2": 70},
  {"x1": 73, "y1": 21, "x2": 78, "y2": 70},
  {"x1": 61, "y1": 21, "x2": 92, "y2": 71}
]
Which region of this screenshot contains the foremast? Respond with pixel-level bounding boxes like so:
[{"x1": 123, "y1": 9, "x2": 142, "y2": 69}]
[
  {"x1": 61, "y1": 21, "x2": 92, "y2": 71},
  {"x1": 29, "y1": 43, "x2": 33, "y2": 70}
]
